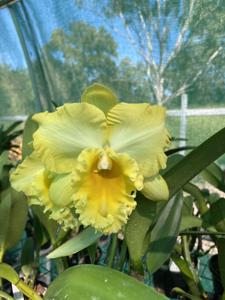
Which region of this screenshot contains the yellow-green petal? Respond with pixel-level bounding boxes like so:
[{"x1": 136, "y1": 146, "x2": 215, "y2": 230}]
[
  {"x1": 32, "y1": 103, "x2": 107, "y2": 173},
  {"x1": 141, "y1": 175, "x2": 169, "y2": 201},
  {"x1": 10, "y1": 152, "x2": 45, "y2": 196},
  {"x1": 81, "y1": 83, "x2": 118, "y2": 114},
  {"x1": 49, "y1": 173, "x2": 74, "y2": 207},
  {"x1": 10, "y1": 153, "x2": 78, "y2": 230},
  {"x1": 107, "y1": 103, "x2": 171, "y2": 177}
]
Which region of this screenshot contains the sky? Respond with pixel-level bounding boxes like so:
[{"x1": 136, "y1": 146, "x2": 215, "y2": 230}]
[{"x1": 0, "y1": 0, "x2": 140, "y2": 69}]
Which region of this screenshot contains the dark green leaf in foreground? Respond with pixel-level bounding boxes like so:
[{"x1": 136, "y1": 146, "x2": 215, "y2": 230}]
[
  {"x1": 47, "y1": 227, "x2": 102, "y2": 259},
  {"x1": 125, "y1": 195, "x2": 156, "y2": 271},
  {"x1": 165, "y1": 127, "x2": 225, "y2": 197},
  {"x1": 44, "y1": 265, "x2": 169, "y2": 300},
  {"x1": 143, "y1": 127, "x2": 225, "y2": 273},
  {"x1": 146, "y1": 193, "x2": 183, "y2": 273}
]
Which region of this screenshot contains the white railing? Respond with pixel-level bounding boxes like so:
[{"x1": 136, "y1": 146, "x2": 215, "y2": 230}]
[
  {"x1": 168, "y1": 108, "x2": 225, "y2": 117},
  {"x1": 167, "y1": 94, "x2": 225, "y2": 154},
  {"x1": 1, "y1": 95, "x2": 225, "y2": 154},
  {"x1": 0, "y1": 115, "x2": 27, "y2": 121}
]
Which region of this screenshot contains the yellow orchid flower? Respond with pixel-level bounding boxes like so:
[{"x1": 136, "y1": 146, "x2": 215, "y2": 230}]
[
  {"x1": 11, "y1": 152, "x2": 79, "y2": 230},
  {"x1": 10, "y1": 84, "x2": 170, "y2": 234}
]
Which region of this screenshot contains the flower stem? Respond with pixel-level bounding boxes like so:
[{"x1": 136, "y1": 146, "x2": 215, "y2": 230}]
[
  {"x1": 0, "y1": 263, "x2": 42, "y2": 300},
  {"x1": 183, "y1": 183, "x2": 208, "y2": 215},
  {"x1": 181, "y1": 236, "x2": 206, "y2": 298},
  {"x1": 0, "y1": 291, "x2": 14, "y2": 300},
  {"x1": 107, "y1": 234, "x2": 117, "y2": 268},
  {"x1": 117, "y1": 239, "x2": 127, "y2": 271}
]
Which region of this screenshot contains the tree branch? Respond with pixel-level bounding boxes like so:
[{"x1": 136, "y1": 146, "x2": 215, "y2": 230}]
[
  {"x1": 162, "y1": 0, "x2": 196, "y2": 74},
  {"x1": 162, "y1": 46, "x2": 223, "y2": 103}
]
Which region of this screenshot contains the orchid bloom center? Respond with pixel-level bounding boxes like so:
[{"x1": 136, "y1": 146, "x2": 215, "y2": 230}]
[{"x1": 97, "y1": 151, "x2": 112, "y2": 171}]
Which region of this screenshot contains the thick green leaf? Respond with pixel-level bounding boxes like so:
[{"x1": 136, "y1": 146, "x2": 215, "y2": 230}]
[
  {"x1": 125, "y1": 195, "x2": 156, "y2": 271},
  {"x1": 47, "y1": 227, "x2": 102, "y2": 259},
  {"x1": 81, "y1": 83, "x2": 118, "y2": 114},
  {"x1": 146, "y1": 193, "x2": 183, "y2": 273},
  {"x1": 44, "y1": 265, "x2": 169, "y2": 300},
  {"x1": 22, "y1": 115, "x2": 38, "y2": 159},
  {"x1": 165, "y1": 127, "x2": 225, "y2": 197}
]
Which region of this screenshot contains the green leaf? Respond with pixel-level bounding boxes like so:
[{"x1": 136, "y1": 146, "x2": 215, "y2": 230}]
[
  {"x1": 47, "y1": 227, "x2": 102, "y2": 259},
  {"x1": 0, "y1": 263, "x2": 19, "y2": 284},
  {"x1": 171, "y1": 253, "x2": 195, "y2": 281},
  {"x1": 21, "y1": 238, "x2": 35, "y2": 278},
  {"x1": 172, "y1": 287, "x2": 203, "y2": 300},
  {"x1": 0, "y1": 152, "x2": 10, "y2": 176},
  {"x1": 217, "y1": 238, "x2": 225, "y2": 290},
  {"x1": 146, "y1": 193, "x2": 183, "y2": 273},
  {"x1": 180, "y1": 216, "x2": 202, "y2": 232},
  {"x1": 165, "y1": 127, "x2": 225, "y2": 198},
  {"x1": 202, "y1": 198, "x2": 225, "y2": 232},
  {"x1": 21, "y1": 237, "x2": 35, "y2": 281},
  {"x1": 180, "y1": 196, "x2": 202, "y2": 231},
  {"x1": 87, "y1": 242, "x2": 97, "y2": 264},
  {"x1": 22, "y1": 115, "x2": 38, "y2": 159},
  {"x1": 21, "y1": 238, "x2": 35, "y2": 267},
  {"x1": 0, "y1": 263, "x2": 42, "y2": 300},
  {"x1": 44, "y1": 265, "x2": 169, "y2": 300},
  {"x1": 5, "y1": 189, "x2": 28, "y2": 250},
  {"x1": 0, "y1": 191, "x2": 11, "y2": 252},
  {"x1": 201, "y1": 162, "x2": 225, "y2": 192},
  {"x1": 125, "y1": 194, "x2": 156, "y2": 271},
  {"x1": 4, "y1": 121, "x2": 22, "y2": 135},
  {"x1": 0, "y1": 189, "x2": 27, "y2": 254},
  {"x1": 0, "y1": 290, "x2": 14, "y2": 300},
  {"x1": 81, "y1": 83, "x2": 118, "y2": 114},
  {"x1": 31, "y1": 205, "x2": 61, "y2": 244}
]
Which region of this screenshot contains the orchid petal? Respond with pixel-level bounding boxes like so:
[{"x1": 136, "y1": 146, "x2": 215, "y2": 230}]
[
  {"x1": 142, "y1": 175, "x2": 169, "y2": 201},
  {"x1": 10, "y1": 153, "x2": 78, "y2": 230},
  {"x1": 107, "y1": 103, "x2": 170, "y2": 177},
  {"x1": 33, "y1": 103, "x2": 107, "y2": 173},
  {"x1": 72, "y1": 148, "x2": 143, "y2": 234},
  {"x1": 81, "y1": 83, "x2": 118, "y2": 114}
]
